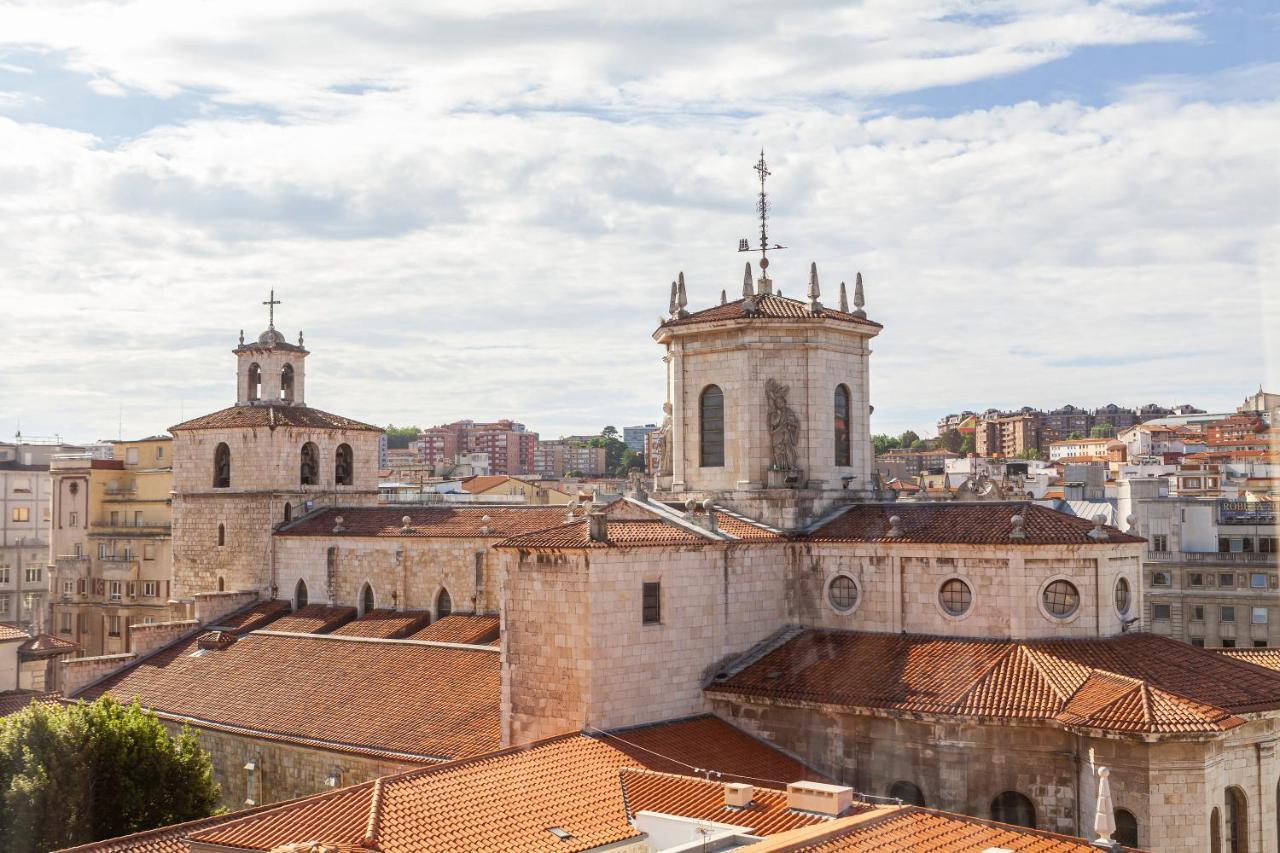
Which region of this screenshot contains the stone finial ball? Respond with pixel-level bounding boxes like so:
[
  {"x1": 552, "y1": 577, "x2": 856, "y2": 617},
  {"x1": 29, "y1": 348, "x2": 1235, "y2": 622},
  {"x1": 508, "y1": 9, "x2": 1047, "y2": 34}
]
[
  {"x1": 1094, "y1": 513, "x2": 1106, "y2": 524},
  {"x1": 1011, "y1": 514, "x2": 1024, "y2": 527},
  {"x1": 401, "y1": 516, "x2": 411, "y2": 526},
  {"x1": 889, "y1": 515, "x2": 901, "y2": 526},
  {"x1": 1126, "y1": 514, "x2": 1136, "y2": 526},
  {"x1": 481, "y1": 515, "x2": 491, "y2": 523}
]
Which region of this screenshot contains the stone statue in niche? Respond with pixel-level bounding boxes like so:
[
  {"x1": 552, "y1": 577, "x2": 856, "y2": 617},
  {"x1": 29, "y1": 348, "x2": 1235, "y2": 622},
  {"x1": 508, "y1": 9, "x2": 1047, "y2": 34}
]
[
  {"x1": 656, "y1": 402, "x2": 674, "y2": 476},
  {"x1": 766, "y1": 378, "x2": 800, "y2": 473}
]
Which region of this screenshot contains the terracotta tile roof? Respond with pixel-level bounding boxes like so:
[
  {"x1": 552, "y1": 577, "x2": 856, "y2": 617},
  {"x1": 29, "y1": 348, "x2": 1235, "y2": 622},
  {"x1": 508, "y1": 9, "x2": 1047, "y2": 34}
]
[
  {"x1": 19, "y1": 633, "x2": 79, "y2": 655},
  {"x1": 498, "y1": 517, "x2": 708, "y2": 549},
  {"x1": 741, "y1": 806, "x2": 1130, "y2": 852},
  {"x1": 279, "y1": 506, "x2": 572, "y2": 538},
  {"x1": 329, "y1": 610, "x2": 432, "y2": 639},
  {"x1": 170, "y1": 404, "x2": 381, "y2": 432},
  {"x1": 805, "y1": 502, "x2": 1145, "y2": 545},
  {"x1": 459, "y1": 475, "x2": 516, "y2": 493},
  {"x1": 707, "y1": 631, "x2": 1280, "y2": 735},
  {"x1": 186, "y1": 722, "x2": 838, "y2": 853},
  {"x1": 619, "y1": 768, "x2": 852, "y2": 835},
  {"x1": 0, "y1": 691, "x2": 60, "y2": 717},
  {"x1": 661, "y1": 503, "x2": 785, "y2": 541},
  {"x1": 209, "y1": 600, "x2": 292, "y2": 634},
  {"x1": 661, "y1": 293, "x2": 882, "y2": 331},
  {"x1": 56, "y1": 805, "x2": 284, "y2": 853},
  {"x1": 264, "y1": 605, "x2": 356, "y2": 635},
  {"x1": 78, "y1": 633, "x2": 500, "y2": 760},
  {"x1": 406, "y1": 614, "x2": 500, "y2": 645},
  {"x1": 0, "y1": 624, "x2": 30, "y2": 642},
  {"x1": 1217, "y1": 648, "x2": 1280, "y2": 670}
]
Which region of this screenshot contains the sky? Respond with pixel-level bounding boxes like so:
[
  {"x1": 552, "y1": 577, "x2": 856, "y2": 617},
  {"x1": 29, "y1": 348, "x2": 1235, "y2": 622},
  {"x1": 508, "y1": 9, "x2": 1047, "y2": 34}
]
[{"x1": 0, "y1": 0, "x2": 1276, "y2": 444}]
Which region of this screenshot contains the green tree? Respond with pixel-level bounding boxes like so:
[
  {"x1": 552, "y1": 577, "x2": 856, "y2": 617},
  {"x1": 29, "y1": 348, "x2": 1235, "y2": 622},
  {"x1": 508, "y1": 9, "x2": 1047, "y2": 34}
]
[
  {"x1": 939, "y1": 429, "x2": 964, "y2": 453},
  {"x1": 898, "y1": 430, "x2": 921, "y2": 449},
  {"x1": 1013, "y1": 448, "x2": 1045, "y2": 461},
  {"x1": 1089, "y1": 423, "x2": 1116, "y2": 438},
  {"x1": 960, "y1": 434, "x2": 976, "y2": 454},
  {"x1": 601, "y1": 425, "x2": 619, "y2": 440},
  {"x1": 0, "y1": 697, "x2": 221, "y2": 852},
  {"x1": 872, "y1": 434, "x2": 901, "y2": 455},
  {"x1": 1066, "y1": 431, "x2": 1084, "y2": 440},
  {"x1": 382, "y1": 424, "x2": 421, "y2": 450},
  {"x1": 615, "y1": 447, "x2": 642, "y2": 476}
]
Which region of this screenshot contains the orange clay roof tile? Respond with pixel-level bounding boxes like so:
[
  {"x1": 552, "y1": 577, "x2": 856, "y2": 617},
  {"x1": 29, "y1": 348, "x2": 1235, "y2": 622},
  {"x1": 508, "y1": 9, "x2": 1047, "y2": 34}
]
[
  {"x1": 264, "y1": 605, "x2": 356, "y2": 634},
  {"x1": 208, "y1": 600, "x2": 292, "y2": 634},
  {"x1": 498, "y1": 517, "x2": 708, "y2": 549},
  {"x1": 406, "y1": 615, "x2": 500, "y2": 645},
  {"x1": 329, "y1": 610, "x2": 432, "y2": 639},
  {"x1": 660, "y1": 293, "x2": 882, "y2": 331},
  {"x1": 170, "y1": 404, "x2": 381, "y2": 432},
  {"x1": 807, "y1": 502, "x2": 1145, "y2": 545},
  {"x1": 708, "y1": 631, "x2": 1279, "y2": 734},
  {"x1": 77, "y1": 633, "x2": 500, "y2": 760},
  {"x1": 280, "y1": 506, "x2": 572, "y2": 538}
]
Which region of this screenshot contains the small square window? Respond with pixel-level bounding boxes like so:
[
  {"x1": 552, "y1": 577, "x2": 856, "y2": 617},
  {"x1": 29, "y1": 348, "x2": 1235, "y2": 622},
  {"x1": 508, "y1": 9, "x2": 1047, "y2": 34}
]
[
  {"x1": 1251, "y1": 573, "x2": 1268, "y2": 589},
  {"x1": 1153, "y1": 604, "x2": 1171, "y2": 620},
  {"x1": 1253, "y1": 607, "x2": 1268, "y2": 625},
  {"x1": 1151, "y1": 571, "x2": 1171, "y2": 586},
  {"x1": 1191, "y1": 638, "x2": 1205, "y2": 648},
  {"x1": 642, "y1": 582, "x2": 661, "y2": 625},
  {"x1": 1220, "y1": 573, "x2": 1236, "y2": 589},
  {"x1": 1222, "y1": 639, "x2": 1237, "y2": 648},
  {"x1": 1221, "y1": 606, "x2": 1236, "y2": 623},
  {"x1": 1188, "y1": 572, "x2": 1204, "y2": 587}
]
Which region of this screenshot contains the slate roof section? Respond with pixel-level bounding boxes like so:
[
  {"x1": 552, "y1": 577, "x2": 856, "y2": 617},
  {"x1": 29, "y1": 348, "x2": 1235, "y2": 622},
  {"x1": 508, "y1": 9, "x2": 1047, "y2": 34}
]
[
  {"x1": 406, "y1": 614, "x2": 500, "y2": 645},
  {"x1": 169, "y1": 404, "x2": 381, "y2": 432},
  {"x1": 661, "y1": 293, "x2": 882, "y2": 331},
  {"x1": 707, "y1": 631, "x2": 1280, "y2": 735},
  {"x1": 264, "y1": 605, "x2": 356, "y2": 635},
  {"x1": 279, "y1": 506, "x2": 574, "y2": 538},
  {"x1": 77, "y1": 633, "x2": 500, "y2": 760},
  {"x1": 329, "y1": 610, "x2": 432, "y2": 639},
  {"x1": 739, "y1": 806, "x2": 1136, "y2": 852},
  {"x1": 805, "y1": 502, "x2": 1145, "y2": 545}
]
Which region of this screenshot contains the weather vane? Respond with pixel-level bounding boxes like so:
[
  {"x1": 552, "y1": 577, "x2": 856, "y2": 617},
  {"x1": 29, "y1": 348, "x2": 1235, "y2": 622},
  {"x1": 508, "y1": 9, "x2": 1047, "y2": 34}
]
[
  {"x1": 738, "y1": 149, "x2": 786, "y2": 271},
  {"x1": 263, "y1": 289, "x2": 281, "y2": 329}
]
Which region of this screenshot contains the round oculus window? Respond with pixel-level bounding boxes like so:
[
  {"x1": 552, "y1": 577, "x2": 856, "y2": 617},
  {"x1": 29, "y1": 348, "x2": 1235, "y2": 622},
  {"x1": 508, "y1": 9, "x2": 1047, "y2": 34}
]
[
  {"x1": 1043, "y1": 579, "x2": 1081, "y2": 618},
  {"x1": 1114, "y1": 577, "x2": 1131, "y2": 616},
  {"x1": 827, "y1": 575, "x2": 858, "y2": 612},
  {"x1": 939, "y1": 578, "x2": 972, "y2": 617}
]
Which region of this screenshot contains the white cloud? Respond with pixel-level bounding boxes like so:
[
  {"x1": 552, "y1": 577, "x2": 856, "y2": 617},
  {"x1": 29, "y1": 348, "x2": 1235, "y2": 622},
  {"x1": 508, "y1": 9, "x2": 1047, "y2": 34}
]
[{"x1": 0, "y1": 1, "x2": 1274, "y2": 443}]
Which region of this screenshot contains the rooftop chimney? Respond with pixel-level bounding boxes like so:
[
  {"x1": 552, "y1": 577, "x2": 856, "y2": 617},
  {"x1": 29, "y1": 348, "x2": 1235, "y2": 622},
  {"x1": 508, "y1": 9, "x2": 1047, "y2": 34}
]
[
  {"x1": 786, "y1": 781, "x2": 853, "y2": 817},
  {"x1": 724, "y1": 782, "x2": 753, "y2": 809},
  {"x1": 588, "y1": 512, "x2": 608, "y2": 542}
]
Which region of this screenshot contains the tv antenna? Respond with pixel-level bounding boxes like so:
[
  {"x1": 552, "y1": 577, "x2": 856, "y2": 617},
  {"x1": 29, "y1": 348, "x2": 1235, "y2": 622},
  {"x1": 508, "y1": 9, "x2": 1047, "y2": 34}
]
[{"x1": 738, "y1": 150, "x2": 786, "y2": 272}]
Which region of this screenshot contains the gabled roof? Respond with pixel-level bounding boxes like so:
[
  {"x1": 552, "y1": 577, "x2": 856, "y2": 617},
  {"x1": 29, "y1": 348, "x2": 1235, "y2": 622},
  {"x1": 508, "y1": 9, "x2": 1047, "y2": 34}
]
[
  {"x1": 77, "y1": 632, "x2": 500, "y2": 761},
  {"x1": 0, "y1": 691, "x2": 60, "y2": 717},
  {"x1": 265, "y1": 605, "x2": 356, "y2": 634},
  {"x1": 805, "y1": 502, "x2": 1144, "y2": 545},
  {"x1": 660, "y1": 292, "x2": 881, "y2": 332},
  {"x1": 406, "y1": 615, "x2": 500, "y2": 646},
  {"x1": 738, "y1": 806, "x2": 1138, "y2": 852},
  {"x1": 278, "y1": 506, "x2": 574, "y2": 538},
  {"x1": 0, "y1": 624, "x2": 30, "y2": 642},
  {"x1": 170, "y1": 404, "x2": 381, "y2": 432},
  {"x1": 19, "y1": 633, "x2": 79, "y2": 656},
  {"x1": 707, "y1": 631, "x2": 1280, "y2": 735},
  {"x1": 208, "y1": 600, "x2": 292, "y2": 634},
  {"x1": 329, "y1": 609, "x2": 432, "y2": 639}
]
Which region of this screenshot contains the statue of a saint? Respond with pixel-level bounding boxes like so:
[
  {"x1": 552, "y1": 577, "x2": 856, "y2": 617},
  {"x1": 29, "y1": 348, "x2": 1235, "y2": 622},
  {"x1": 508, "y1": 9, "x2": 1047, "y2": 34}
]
[
  {"x1": 656, "y1": 402, "x2": 674, "y2": 476},
  {"x1": 766, "y1": 379, "x2": 800, "y2": 472}
]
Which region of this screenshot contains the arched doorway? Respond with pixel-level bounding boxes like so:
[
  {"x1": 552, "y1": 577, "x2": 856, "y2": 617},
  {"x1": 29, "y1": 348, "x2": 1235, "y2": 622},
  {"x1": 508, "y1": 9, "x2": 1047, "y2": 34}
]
[
  {"x1": 1114, "y1": 808, "x2": 1138, "y2": 847},
  {"x1": 294, "y1": 579, "x2": 308, "y2": 610},
  {"x1": 990, "y1": 791, "x2": 1035, "y2": 828},
  {"x1": 217, "y1": 576, "x2": 225, "y2": 592},
  {"x1": 360, "y1": 583, "x2": 375, "y2": 616},
  {"x1": 888, "y1": 781, "x2": 925, "y2": 806},
  {"x1": 436, "y1": 588, "x2": 452, "y2": 619},
  {"x1": 1226, "y1": 786, "x2": 1248, "y2": 853}
]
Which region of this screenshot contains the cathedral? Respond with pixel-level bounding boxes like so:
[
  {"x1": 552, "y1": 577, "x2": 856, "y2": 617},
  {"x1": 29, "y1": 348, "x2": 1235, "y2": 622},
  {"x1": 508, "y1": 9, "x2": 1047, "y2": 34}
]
[{"x1": 64, "y1": 232, "x2": 1280, "y2": 853}]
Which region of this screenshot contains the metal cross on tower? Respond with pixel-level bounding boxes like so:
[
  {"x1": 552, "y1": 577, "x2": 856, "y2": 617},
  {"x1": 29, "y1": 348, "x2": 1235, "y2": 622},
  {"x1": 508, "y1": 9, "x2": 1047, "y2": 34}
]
[
  {"x1": 263, "y1": 289, "x2": 281, "y2": 328},
  {"x1": 738, "y1": 149, "x2": 787, "y2": 271}
]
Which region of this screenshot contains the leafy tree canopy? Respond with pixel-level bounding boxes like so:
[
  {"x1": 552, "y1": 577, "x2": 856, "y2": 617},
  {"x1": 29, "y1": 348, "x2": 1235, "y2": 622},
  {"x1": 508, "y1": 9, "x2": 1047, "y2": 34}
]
[
  {"x1": 1089, "y1": 424, "x2": 1117, "y2": 438},
  {"x1": 898, "y1": 430, "x2": 921, "y2": 448},
  {"x1": 872, "y1": 434, "x2": 901, "y2": 455},
  {"x1": 939, "y1": 429, "x2": 964, "y2": 453},
  {"x1": 383, "y1": 425, "x2": 421, "y2": 450},
  {"x1": 0, "y1": 697, "x2": 221, "y2": 853}
]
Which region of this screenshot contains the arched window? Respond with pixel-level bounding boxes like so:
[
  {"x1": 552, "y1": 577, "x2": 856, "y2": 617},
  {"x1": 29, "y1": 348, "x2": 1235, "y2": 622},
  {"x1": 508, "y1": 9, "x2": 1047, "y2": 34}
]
[
  {"x1": 699, "y1": 385, "x2": 724, "y2": 468},
  {"x1": 300, "y1": 442, "x2": 319, "y2": 486},
  {"x1": 294, "y1": 579, "x2": 309, "y2": 610},
  {"x1": 1227, "y1": 786, "x2": 1248, "y2": 853},
  {"x1": 1211, "y1": 807, "x2": 1222, "y2": 853},
  {"x1": 335, "y1": 444, "x2": 353, "y2": 486},
  {"x1": 213, "y1": 443, "x2": 231, "y2": 489},
  {"x1": 283, "y1": 502, "x2": 291, "y2": 523},
  {"x1": 217, "y1": 576, "x2": 225, "y2": 592},
  {"x1": 280, "y1": 363, "x2": 294, "y2": 402},
  {"x1": 247, "y1": 363, "x2": 261, "y2": 401},
  {"x1": 889, "y1": 781, "x2": 925, "y2": 806},
  {"x1": 834, "y1": 384, "x2": 851, "y2": 467},
  {"x1": 436, "y1": 588, "x2": 452, "y2": 618},
  {"x1": 1115, "y1": 576, "x2": 1131, "y2": 616},
  {"x1": 217, "y1": 523, "x2": 225, "y2": 547},
  {"x1": 360, "y1": 582, "x2": 375, "y2": 616},
  {"x1": 1114, "y1": 809, "x2": 1138, "y2": 847},
  {"x1": 990, "y1": 791, "x2": 1035, "y2": 828}
]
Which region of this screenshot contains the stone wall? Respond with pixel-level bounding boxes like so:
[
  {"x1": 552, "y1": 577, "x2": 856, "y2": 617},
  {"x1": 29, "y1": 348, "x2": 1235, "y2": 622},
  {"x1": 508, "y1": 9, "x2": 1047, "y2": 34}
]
[
  {"x1": 62, "y1": 652, "x2": 136, "y2": 697},
  {"x1": 194, "y1": 591, "x2": 260, "y2": 625},
  {"x1": 273, "y1": 535, "x2": 501, "y2": 615},
  {"x1": 166, "y1": 720, "x2": 425, "y2": 809},
  {"x1": 130, "y1": 620, "x2": 199, "y2": 657}
]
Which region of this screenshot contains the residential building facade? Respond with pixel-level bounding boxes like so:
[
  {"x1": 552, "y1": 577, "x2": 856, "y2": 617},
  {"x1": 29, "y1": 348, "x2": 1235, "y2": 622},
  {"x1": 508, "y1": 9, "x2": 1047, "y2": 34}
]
[
  {"x1": 416, "y1": 419, "x2": 538, "y2": 475},
  {"x1": 533, "y1": 438, "x2": 607, "y2": 477},
  {"x1": 0, "y1": 457, "x2": 53, "y2": 629},
  {"x1": 623, "y1": 423, "x2": 658, "y2": 454}
]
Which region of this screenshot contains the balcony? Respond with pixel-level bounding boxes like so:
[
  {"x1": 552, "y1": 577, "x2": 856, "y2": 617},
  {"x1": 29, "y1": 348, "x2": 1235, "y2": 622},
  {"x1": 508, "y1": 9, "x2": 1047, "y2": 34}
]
[
  {"x1": 102, "y1": 482, "x2": 137, "y2": 499},
  {"x1": 54, "y1": 556, "x2": 89, "y2": 574},
  {"x1": 90, "y1": 520, "x2": 171, "y2": 535},
  {"x1": 1145, "y1": 550, "x2": 1276, "y2": 565}
]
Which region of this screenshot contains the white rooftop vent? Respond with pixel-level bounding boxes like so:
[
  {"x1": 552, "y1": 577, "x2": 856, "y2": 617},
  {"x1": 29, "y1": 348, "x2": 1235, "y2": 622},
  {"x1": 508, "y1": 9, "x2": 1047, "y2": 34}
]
[
  {"x1": 786, "y1": 781, "x2": 853, "y2": 817},
  {"x1": 546, "y1": 826, "x2": 574, "y2": 842}
]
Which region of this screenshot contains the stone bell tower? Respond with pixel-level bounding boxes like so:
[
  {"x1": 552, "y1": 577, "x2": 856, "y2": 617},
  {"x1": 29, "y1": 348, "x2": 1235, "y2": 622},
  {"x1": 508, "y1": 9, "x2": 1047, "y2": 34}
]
[
  {"x1": 235, "y1": 290, "x2": 308, "y2": 405},
  {"x1": 650, "y1": 154, "x2": 882, "y2": 529}
]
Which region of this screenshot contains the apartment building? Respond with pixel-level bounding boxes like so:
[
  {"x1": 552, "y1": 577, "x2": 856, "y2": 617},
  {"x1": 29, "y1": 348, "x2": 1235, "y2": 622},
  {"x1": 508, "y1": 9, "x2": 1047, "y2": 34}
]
[
  {"x1": 975, "y1": 412, "x2": 1046, "y2": 458},
  {"x1": 622, "y1": 424, "x2": 657, "y2": 454},
  {"x1": 0, "y1": 460, "x2": 53, "y2": 629},
  {"x1": 1124, "y1": 480, "x2": 1279, "y2": 648},
  {"x1": 532, "y1": 439, "x2": 607, "y2": 478},
  {"x1": 415, "y1": 420, "x2": 538, "y2": 475},
  {"x1": 49, "y1": 437, "x2": 176, "y2": 656}
]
